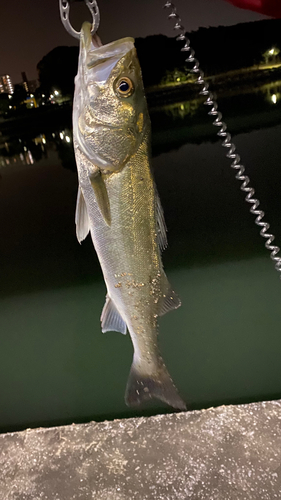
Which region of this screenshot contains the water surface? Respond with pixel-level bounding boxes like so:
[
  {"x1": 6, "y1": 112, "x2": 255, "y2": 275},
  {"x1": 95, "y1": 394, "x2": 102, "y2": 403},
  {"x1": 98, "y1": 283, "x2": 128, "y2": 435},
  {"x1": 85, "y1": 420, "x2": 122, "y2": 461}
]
[{"x1": 1, "y1": 86, "x2": 281, "y2": 432}]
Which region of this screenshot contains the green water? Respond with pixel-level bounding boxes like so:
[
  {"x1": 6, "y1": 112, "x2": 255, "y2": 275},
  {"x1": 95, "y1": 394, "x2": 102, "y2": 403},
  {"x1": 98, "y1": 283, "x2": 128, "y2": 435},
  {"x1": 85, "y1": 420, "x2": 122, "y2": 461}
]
[
  {"x1": 1, "y1": 257, "x2": 281, "y2": 432},
  {"x1": 1, "y1": 93, "x2": 281, "y2": 432}
]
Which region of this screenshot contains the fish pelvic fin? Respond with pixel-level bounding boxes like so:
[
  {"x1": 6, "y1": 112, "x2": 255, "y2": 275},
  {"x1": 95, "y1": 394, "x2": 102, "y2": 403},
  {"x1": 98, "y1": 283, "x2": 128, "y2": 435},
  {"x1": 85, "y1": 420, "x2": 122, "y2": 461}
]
[
  {"x1": 75, "y1": 186, "x2": 90, "y2": 243},
  {"x1": 125, "y1": 356, "x2": 186, "y2": 411}
]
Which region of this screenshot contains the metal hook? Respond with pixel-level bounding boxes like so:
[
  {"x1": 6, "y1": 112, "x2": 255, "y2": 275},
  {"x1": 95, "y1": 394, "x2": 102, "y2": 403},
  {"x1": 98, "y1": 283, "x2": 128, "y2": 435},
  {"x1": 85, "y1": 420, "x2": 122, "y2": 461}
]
[{"x1": 59, "y1": 0, "x2": 100, "y2": 40}]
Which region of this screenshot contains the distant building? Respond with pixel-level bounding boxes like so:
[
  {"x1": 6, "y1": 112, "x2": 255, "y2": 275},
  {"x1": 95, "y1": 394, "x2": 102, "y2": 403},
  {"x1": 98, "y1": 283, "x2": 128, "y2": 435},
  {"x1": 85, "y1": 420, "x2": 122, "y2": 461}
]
[
  {"x1": 0, "y1": 75, "x2": 14, "y2": 94},
  {"x1": 21, "y1": 72, "x2": 39, "y2": 94},
  {"x1": 21, "y1": 72, "x2": 29, "y2": 92}
]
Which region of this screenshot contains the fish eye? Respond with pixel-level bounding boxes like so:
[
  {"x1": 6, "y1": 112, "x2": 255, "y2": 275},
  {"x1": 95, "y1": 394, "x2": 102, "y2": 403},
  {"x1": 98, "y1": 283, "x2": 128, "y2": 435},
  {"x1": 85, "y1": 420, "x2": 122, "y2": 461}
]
[{"x1": 115, "y1": 77, "x2": 134, "y2": 97}]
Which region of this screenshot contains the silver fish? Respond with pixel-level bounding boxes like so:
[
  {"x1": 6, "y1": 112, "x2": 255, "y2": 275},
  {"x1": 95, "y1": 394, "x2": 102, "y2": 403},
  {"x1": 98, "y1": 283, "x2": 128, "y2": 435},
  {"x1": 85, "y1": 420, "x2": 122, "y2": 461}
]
[{"x1": 73, "y1": 22, "x2": 186, "y2": 411}]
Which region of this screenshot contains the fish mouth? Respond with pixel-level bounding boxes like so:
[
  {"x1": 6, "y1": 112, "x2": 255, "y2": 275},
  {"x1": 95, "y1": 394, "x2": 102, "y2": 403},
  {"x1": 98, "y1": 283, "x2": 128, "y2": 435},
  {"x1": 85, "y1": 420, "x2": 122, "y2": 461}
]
[
  {"x1": 81, "y1": 21, "x2": 134, "y2": 62},
  {"x1": 79, "y1": 23, "x2": 135, "y2": 86}
]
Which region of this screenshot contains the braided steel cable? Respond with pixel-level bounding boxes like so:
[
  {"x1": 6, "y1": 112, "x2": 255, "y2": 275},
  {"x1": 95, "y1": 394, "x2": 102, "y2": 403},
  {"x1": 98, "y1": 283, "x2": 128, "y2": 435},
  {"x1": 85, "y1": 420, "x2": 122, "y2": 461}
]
[{"x1": 164, "y1": 1, "x2": 281, "y2": 275}]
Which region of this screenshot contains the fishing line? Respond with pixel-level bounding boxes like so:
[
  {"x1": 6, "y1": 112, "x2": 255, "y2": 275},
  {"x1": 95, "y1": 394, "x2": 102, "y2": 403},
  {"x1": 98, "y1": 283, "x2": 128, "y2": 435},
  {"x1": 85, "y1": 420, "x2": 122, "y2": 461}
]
[{"x1": 163, "y1": 1, "x2": 281, "y2": 278}]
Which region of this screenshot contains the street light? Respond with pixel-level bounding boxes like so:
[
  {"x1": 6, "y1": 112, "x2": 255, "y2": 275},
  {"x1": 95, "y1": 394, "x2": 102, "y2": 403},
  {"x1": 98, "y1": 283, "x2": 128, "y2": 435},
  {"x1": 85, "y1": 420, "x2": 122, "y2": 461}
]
[{"x1": 267, "y1": 47, "x2": 280, "y2": 57}]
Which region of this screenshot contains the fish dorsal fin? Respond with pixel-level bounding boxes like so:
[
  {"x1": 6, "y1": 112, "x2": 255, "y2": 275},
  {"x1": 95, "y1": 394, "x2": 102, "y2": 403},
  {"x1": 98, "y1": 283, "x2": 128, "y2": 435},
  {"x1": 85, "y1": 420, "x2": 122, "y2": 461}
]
[
  {"x1": 90, "y1": 171, "x2": 111, "y2": 226},
  {"x1": 159, "y1": 275, "x2": 181, "y2": 316},
  {"x1": 75, "y1": 186, "x2": 90, "y2": 243},
  {"x1": 155, "y1": 189, "x2": 168, "y2": 252},
  {"x1": 101, "y1": 296, "x2": 127, "y2": 334}
]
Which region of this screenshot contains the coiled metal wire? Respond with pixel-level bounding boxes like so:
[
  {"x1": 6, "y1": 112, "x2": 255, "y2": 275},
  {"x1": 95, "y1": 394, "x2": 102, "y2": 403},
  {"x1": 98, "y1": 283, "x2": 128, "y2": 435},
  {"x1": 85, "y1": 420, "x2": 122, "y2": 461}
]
[{"x1": 164, "y1": 1, "x2": 281, "y2": 276}]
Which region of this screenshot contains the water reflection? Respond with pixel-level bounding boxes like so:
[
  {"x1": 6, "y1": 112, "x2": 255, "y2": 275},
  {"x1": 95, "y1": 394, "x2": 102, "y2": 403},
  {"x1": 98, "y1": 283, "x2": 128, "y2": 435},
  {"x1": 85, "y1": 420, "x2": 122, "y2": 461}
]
[
  {"x1": 1, "y1": 78, "x2": 281, "y2": 168},
  {"x1": 0, "y1": 128, "x2": 74, "y2": 170},
  {"x1": 0, "y1": 136, "x2": 46, "y2": 168},
  {"x1": 154, "y1": 98, "x2": 200, "y2": 120},
  {"x1": 262, "y1": 81, "x2": 281, "y2": 104},
  {"x1": 153, "y1": 78, "x2": 281, "y2": 121}
]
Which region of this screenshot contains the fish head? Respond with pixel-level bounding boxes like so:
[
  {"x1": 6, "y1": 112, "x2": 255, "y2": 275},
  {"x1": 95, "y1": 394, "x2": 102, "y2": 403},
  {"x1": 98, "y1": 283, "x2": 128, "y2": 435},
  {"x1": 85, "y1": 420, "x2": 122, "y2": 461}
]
[{"x1": 73, "y1": 22, "x2": 149, "y2": 172}]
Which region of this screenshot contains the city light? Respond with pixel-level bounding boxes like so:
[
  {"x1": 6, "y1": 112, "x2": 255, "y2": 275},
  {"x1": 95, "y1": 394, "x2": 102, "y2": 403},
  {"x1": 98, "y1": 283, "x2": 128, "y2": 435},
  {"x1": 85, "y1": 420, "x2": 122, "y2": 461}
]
[
  {"x1": 54, "y1": 90, "x2": 59, "y2": 96},
  {"x1": 65, "y1": 136, "x2": 71, "y2": 143},
  {"x1": 266, "y1": 47, "x2": 280, "y2": 57},
  {"x1": 0, "y1": 74, "x2": 14, "y2": 94},
  {"x1": 271, "y1": 94, "x2": 277, "y2": 104},
  {"x1": 59, "y1": 132, "x2": 64, "y2": 140},
  {"x1": 27, "y1": 150, "x2": 34, "y2": 165},
  {"x1": 42, "y1": 137, "x2": 46, "y2": 144}
]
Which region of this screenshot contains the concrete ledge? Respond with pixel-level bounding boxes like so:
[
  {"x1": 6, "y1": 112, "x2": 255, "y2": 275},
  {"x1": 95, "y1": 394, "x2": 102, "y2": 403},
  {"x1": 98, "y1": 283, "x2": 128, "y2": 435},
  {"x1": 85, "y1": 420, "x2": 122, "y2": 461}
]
[{"x1": 1, "y1": 401, "x2": 281, "y2": 499}]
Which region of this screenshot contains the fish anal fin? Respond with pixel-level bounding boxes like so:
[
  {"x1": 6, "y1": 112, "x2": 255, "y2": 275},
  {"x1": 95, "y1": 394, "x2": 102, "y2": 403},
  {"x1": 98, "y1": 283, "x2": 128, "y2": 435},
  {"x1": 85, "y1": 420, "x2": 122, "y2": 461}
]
[
  {"x1": 159, "y1": 289, "x2": 181, "y2": 316},
  {"x1": 125, "y1": 356, "x2": 186, "y2": 411},
  {"x1": 159, "y1": 275, "x2": 181, "y2": 316},
  {"x1": 90, "y1": 171, "x2": 111, "y2": 226},
  {"x1": 75, "y1": 186, "x2": 90, "y2": 243},
  {"x1": 100, "y1": 296, "x2": 127, "y2": 334},
  {"x1": 155, "y1": 189, "x2": 168, "y2": 252}
]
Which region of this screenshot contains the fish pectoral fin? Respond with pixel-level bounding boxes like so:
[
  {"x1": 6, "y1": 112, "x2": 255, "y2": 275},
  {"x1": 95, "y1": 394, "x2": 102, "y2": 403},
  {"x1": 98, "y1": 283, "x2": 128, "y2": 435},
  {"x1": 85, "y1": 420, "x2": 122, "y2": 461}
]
[
  {"x1": 75, "y1": 186, "x2": 90, "y2": 243},
  {"x1": 159, "y1": 276, "x2": 181, "y2": 316},
  {"x1": 89, "y1": 170, "x2": 111, "y2": 226},
  {"x1": 155, "y1": 187, "x2": 168, "y2": 252},
  {"x1": 100, "y1": 296, "x2": 127, "y2": 334}
]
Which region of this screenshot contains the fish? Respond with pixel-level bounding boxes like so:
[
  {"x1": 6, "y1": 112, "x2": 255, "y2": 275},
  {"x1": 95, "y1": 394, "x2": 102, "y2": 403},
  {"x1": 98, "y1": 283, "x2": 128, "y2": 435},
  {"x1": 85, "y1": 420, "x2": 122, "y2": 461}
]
[{"x1": 73, "y1": 21, "x2": 186, "y2": 411}]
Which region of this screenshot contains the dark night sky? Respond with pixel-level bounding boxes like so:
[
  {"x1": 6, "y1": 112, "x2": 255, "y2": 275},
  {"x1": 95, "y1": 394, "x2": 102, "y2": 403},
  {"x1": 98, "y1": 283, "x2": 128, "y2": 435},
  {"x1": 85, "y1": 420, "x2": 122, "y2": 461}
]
[{"x1": 1, "y1": 0, "x2": 267, "y2": 84}]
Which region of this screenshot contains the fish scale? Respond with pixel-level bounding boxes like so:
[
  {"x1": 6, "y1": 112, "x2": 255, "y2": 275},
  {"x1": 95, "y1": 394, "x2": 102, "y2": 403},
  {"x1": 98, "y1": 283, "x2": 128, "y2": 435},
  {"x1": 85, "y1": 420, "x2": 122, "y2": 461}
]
[{"x1": 73, "y1": 21, "x2": 186, "y2": 410}]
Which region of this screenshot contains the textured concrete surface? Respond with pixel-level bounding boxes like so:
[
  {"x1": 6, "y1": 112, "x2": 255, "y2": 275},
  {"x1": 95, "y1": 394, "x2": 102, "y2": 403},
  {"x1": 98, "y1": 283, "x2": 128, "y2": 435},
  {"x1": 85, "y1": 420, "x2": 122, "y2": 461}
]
[{"x1": 1, "y1": 401, "x2": 281, "y2": 499}]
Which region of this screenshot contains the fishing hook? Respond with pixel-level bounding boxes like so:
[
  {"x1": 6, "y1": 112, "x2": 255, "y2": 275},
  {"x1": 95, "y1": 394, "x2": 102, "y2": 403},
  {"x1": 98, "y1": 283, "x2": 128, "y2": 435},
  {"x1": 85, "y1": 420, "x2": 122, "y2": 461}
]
[
  {"x1": 163, "y1": 1, "x2": 281, "y2": 278},
  {"x1": 59, "y1": 0, "x2": 100, "y2": 39}
]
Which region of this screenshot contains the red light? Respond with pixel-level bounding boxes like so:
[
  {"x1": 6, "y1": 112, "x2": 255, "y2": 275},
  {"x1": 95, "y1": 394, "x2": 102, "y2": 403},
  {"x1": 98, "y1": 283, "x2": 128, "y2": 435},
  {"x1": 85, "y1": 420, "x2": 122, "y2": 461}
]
[{"x1": 223, "y1": 0, "x2": 281, "y2": 17}]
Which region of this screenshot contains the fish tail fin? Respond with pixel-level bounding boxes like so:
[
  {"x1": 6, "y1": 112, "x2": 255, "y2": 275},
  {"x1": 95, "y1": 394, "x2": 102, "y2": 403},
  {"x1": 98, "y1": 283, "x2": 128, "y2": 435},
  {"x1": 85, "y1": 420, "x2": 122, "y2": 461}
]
[{"x1": 125, "y1": 356, "x2": 186, "y2": 411}]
